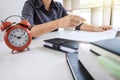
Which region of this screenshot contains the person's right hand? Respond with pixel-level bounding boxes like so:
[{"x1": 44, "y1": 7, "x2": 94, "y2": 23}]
[{"x1": 57, "y1": 15, "x2": 86, "y2": 29}]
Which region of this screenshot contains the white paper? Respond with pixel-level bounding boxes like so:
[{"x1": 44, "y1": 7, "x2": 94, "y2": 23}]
[{"x1": 58, "y1": 30, "x2": 117, "y2": 42}]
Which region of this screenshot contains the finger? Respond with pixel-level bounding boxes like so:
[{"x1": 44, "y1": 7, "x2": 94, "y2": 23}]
[
  {"x1": 100, "y1": 25, "x2": 112, "y2": 30},
  {"x1": 103, "y1": 27, "x2": 111, "y2": 30},
  {"x1": 94, "y1": 27, "x2": 105, "y2": 32}
]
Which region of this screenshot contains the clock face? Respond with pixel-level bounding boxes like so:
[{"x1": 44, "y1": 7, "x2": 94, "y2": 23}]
[
  {"x1": 8, "y1": 28, "x2": 29, "y2": 47},
  {"x1": 4, "y1": 26, "x2": 32, "y2": 51}
]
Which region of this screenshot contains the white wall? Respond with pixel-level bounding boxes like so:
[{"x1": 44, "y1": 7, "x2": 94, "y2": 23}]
[
  {"x1": 0, "y1": 0, "x2": 26, "y2": 21},
  {"x1": 54, "y1": 0, "x2": 63, "y2": 4},
  {"x1": 0, "y1": 0, "x2": 26, "y2": 41}
]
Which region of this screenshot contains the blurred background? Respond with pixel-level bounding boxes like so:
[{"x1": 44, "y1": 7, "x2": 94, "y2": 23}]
[
  {"x1": 62, "y1": 0, "x2": 120, "y2": 28},
  {"x1": 0, "y1": 0, "x2": 120, "y2": 41}
]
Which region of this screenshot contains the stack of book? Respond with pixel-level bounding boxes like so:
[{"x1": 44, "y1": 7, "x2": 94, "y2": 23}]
[
  {"x1": 44, "y1": 37, "x2": 120, "y2": 80},
  {"x1": 78, "y1": 37, "x2": 120, "y2": 80}
]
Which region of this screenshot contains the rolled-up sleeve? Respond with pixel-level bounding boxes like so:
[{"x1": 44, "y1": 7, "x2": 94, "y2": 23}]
[
  {"x1": 58, "y1": 3, "x2": 68, "y2": 17},
  {"x1": 22, "y1": 2, "x2": 34, "y2": 27},
  {"x1": 62, "y1": 6, "x2": 68, "y2": 17}
]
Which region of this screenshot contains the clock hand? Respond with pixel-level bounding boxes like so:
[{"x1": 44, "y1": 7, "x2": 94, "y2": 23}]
[
  {"x1": 12, "y1": 34, "x2": 22, "y2": 39},
  {"x1": 18, "y1": 32, "x2": 27, "y2": 39},
  {"x1": 13, "y1": 34, "x2": 18, "y2": 38},
  {"x1": 20, "y1": 32, "x2": 27, "y2": 37}
]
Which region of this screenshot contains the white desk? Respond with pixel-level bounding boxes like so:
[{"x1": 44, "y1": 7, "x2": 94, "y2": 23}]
[
  {"x1": 0, "y1": 30, "x2": 74, "y2": 80},
  {"x1": 0, "y1": 29, "x2": 117, "y2": 80}
]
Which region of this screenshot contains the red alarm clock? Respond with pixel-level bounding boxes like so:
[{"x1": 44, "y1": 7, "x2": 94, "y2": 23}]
[{"x1": 0, "y1": 15, "x2": 32, "y2": 53}]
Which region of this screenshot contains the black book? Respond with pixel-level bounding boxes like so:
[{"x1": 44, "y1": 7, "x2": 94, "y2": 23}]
[
  {"x1": 66, "y1": 52, "x2": 93, "y2": 80},
  {"x1": 43, "y1": 38, "x2": 79, "y2": 53},
  {"x1": 90, "y1": 37, "x2": 120, "y2": 62}
]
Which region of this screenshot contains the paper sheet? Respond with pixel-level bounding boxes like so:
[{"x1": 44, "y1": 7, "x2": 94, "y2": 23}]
[{"x1": 58, "y1": 30, "x2": 117, "y2": 42}]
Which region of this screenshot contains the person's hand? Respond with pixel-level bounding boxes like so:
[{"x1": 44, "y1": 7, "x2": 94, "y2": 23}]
[
  {"x1": 99, "y1": 25, "x2": 112, "y2": 31},
  {"x1": 57, "y1": 15, "x2": 86, "y2": 28},
  {"x1": 93, "y1": 25, "x2": 112, "y2": 32}
]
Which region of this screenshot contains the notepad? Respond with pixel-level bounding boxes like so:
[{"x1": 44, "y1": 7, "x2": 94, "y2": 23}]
[{"x1": 43, "y1": 38, "x2": 79, "y2": 53}]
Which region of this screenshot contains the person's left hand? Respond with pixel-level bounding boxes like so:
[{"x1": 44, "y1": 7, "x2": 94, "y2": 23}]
[
  {"x1": 93, "y1": 25, "x2": 112, "y2": 32},
  {"x1": 99, "y1": 25, "x2": 112, "y2": 31}
]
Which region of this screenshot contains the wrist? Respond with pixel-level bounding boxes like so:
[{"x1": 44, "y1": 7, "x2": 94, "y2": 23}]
[
  {"x1": 55, "y1": 19, "x2": 61, "y2": 28},
  {"x1": 55, "y1": 18, "x2": 64, "y2": 28},
  {"x1": 92, "y1": 26, "x2": 100, "y2": 32},
  {"x1": 80, "y1": 24, "x2": 96, "y2": 31}
]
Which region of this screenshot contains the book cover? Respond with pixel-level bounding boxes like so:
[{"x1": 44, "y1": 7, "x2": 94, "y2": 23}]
[
  {"x1": 44, "y1": 38, "x2": 79, "y2": 53},
  {"x1": 90, "y1": 37, "x2": 120, "y2": 62}
]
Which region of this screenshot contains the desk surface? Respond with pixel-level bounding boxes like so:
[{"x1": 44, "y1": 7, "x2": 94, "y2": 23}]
[
  {"x1": 0, "y1": 30, "x2": 74, "y2": 80},
  {"x1": 0, "y1": 29, "x2": 117, "y2": 80}
]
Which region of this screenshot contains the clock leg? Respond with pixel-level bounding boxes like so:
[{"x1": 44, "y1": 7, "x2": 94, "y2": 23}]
[
  {"x1": 11, "y1": 50, "x2": 23, "y2": 54},
  {"x1": 27, "y1": 47, "x2": 30, "y2": 51},
  {"x1": 11, "y1": 50, "x2": 20, "y2": 54},
  {"x1": 11, "y1": 48, "x2": 30, "y2": 54},
  {"x1": 11, "y1": 50, "x2": 16, "y2": 54}
]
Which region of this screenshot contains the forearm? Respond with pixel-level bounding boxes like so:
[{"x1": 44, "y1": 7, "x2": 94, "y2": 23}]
[
  {"x1": 30, "y1": 20, "x2": 59, "y2": 37},
  {"x1": 80, "y1": 24, "x2": 95, "y2": 31},
  {"x1": 30, "y1": 15, "x2": 85, "y2": 37},
  {"x1": 80, "y1": 23, "x2": 112, "y2": 32}
]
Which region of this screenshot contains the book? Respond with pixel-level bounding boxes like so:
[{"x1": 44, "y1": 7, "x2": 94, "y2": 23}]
[
  {"x1": 78, "y1": 43, "x2": 116, "y2": 80},
  {"x1": 66, "y1": 52, "x2": 93, "y2": 80},
  {"x1": 90, "y1": 37, "x2": 120, "y2": 62},
  {"x1": 97, "y1": 56, "x2": 120, "y2": 80},
  {"x1": 43, "y1": 38, "x2": 79, "y2": 53}
]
